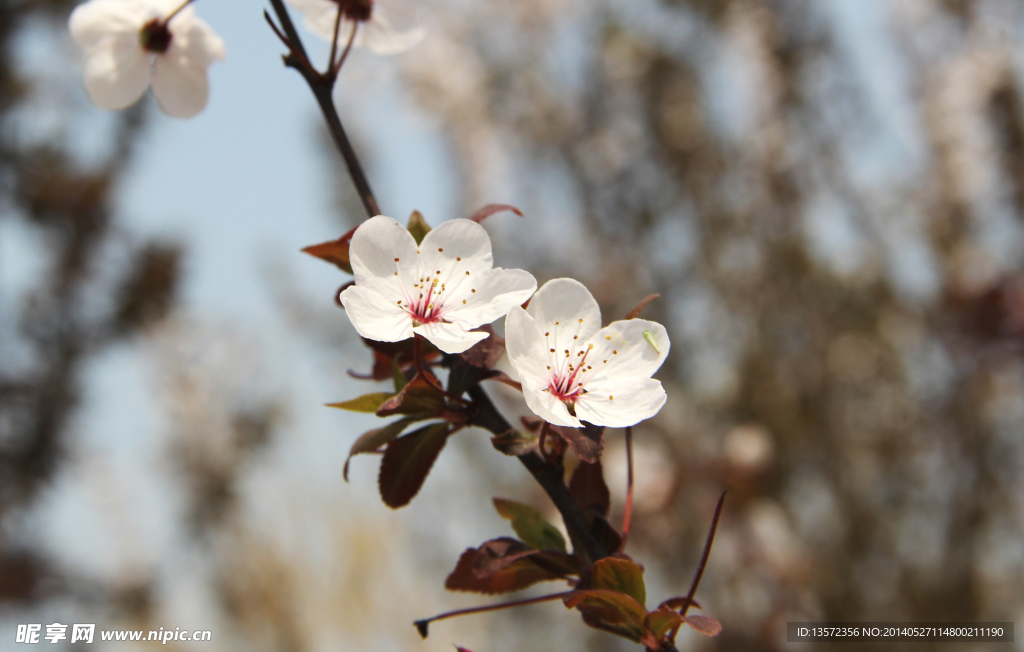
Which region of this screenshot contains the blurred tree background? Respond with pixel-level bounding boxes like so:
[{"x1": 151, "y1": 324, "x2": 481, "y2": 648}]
[{"x1": 2, "y1": 0, "x2": 1023, "y2": 651}]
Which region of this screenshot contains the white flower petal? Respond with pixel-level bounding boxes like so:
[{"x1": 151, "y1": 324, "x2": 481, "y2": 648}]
[
  {"x1": 339, "y1": 284, "x2": 415, "y2": 342},
  {"x1": 69, "y1": 0, "x2": 147, "y2": 50},
  {"x1": 413, "y1": 321, "x2": 488, "y2": 354},
  {"x1": 523, "y1": 380, "x2": 580, "y2": 428},
  {"x1": 586, "y1": 319, "x2": 670, "y2": 382},
  {"x1": 575, "y1": 378, "x2": 667, "y2": 428},
  {"x1": 356, "y1": 11, "x2": 424, "y2": 54},
  {"x1": 526, "y1": 277, "x2": 602, "y2": 353},
  {"x1": 286, "y1": 0, "x2": 349, "y2": 43},
  {"x1": 505, "y1": 306, "x2": 555, "y2": 388},
  {"x1": 445, "y1": 267, "x2": 536, "y2": 331},
  {"x1": 152, "y1": 49, "x2": 210, "y2": 118},
  {"x1": 349, "y1": 215, "x2": 419, "y2": 301},
  {"x1": 81, "y1": 35, "x2": 151, "y2": 111},
  {"x1": 417, "y1": 219, "x2": 494, "y2": 280},
  {"x1": 171, "y1": 13, "x2": 226, "y2": 67}
]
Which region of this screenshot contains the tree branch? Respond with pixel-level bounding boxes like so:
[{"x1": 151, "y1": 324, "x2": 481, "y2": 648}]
[
  {"x1": 266, "y1": 0, "x2": 381, "y2": 219},
  {"x1": 466, "y1": 384, "x2": 609, "y2": 564}
]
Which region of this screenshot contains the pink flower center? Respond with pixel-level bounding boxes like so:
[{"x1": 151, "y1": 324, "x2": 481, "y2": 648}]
[
  {"x1": 406, "y1": 280, "x2": 445, "y2": 326},
  {"x1": 392, "y1": 250, "x2": 477, "y2": 328},
  {"x1": 542, "y1": 319, "x2": 601, "y2": 409}
]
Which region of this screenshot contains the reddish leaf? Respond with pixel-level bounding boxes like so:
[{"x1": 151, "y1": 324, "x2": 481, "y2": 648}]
[
  {"x1": 445, "y1": 540, "x2": 565, "y2": 594},
  {"x1": 685, "y1": 614, "x2": 723, "y2": 637},
  {"x1": 301, "y1": 224, "x2": 358, "y2": 273},
  {"x1": 460, "y1": 325, "x2": 504, "y2": 368},
  {"x1": 564, "y1": 589, "x2": 647, "y2": 641},
  {"x1": 624, "y1": 293, "x2": 660, "y2": 320},
  {"x1": 552, "y1": 422, "x2": 604, "y2": 463},
  {"x1": 569, "y1": 460, "x2": 610, "y2": 520},
  {"x1": 592, "y1": 557, "x2": 646, "y2": 607},
  {"x1": 658, "y1": 596, "x2": 702, "y2": 611},
  {"x1": 469, "y1": 538, "x2": 538, "y2": 577},
  {"x1": 378, "y1": 422, "x2": 451, "y2": 508},
  {"x1": 407, "y1": 210, "x2": 431, "y2": 244},
  {"x1": 490, "y1": 429, "x2": 537, "y2": 457},
  {"x1": 325, "y1": 392, "x2": 394, "y2": 413},
  {"x1": 347, "y1": 350, "x2": 394, "y2": 381},
  {"x1": 376, "y1": 373, "x2": 447, "y2": 418},
  {"x1": 644, "y1": 607, "x2": 684, "y2": 640},
  {"x1": 493, "y1": 498, "x2": 567, "y2": 552},
  {"x1": 343, "y1": 417, "x2": 420, "y2": 482},
  {"x1": 529, "y1": 551, "x2": 582, "y2": 577},
  {"x1": 468, "y1": 203, "x2": 523, "y2": 223}
]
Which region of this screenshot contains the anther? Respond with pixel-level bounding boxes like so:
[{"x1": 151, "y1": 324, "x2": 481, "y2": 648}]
[
  {"x1": 466, "y1": 271, "x2": 470, "y2": 275},
  {"x1": 471, "y1": 289, "x2": 476, "y2": 293},
  {"x1": 606, "y1": 335, "x2": 611, "y2": 340},
  {"x1": 579, "y1": 319, "x2": 583, "y2": 323},
  {"x1": 550, "y1": 348, "x2": 555, "y2": 353},
  {"x1": 394, "y1": 257, "x2": 399, "y2": 262},
  {"x1": 613, "y1": 350, "x2": 617, "y2": 354},
  {"x1": 456, "y1": 256, "x2": 461, "y2": 261},
  {"x1": 438, "y1": 248, "x2": 443, "y2": 252},
  {"x1": 462, "y1": 300, "x2": 466, "y2": 304},
  {"x1": 610, "y1": 395, "x2": 614, "y2": 400},
  {"x1": 573, "y1": 335, "x2": 578, "y2": 340},
  {"x1": 545, "y1": 332, "x2": 550, "y2": 336}
]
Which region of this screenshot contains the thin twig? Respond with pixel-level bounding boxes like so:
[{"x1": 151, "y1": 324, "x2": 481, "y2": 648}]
[
  {"x1": 327, "y1": 5, "x2": 343, "y2": 72},
  {"x1": 538, "y1": 421, "x2": 551, "y2": 464},
  {"x1": 332, "y1": 21, "x2": 359, "y2": 76},
  {"x1": 681, "y1": 491, "x2": 726, "y2": 618},
  {"x1": 414, "y1": 591, "x2": 570, "y2": 638},
  {"x1": 619, "y1": 425, "x2": 635, "y2": 551}
]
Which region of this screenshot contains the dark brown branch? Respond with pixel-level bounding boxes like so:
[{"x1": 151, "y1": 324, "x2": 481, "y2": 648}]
[
  {"x1": 466, "y1": 384, "x2": 608, "y2": 564},
  {"x1": 266, "y1": 0, "x2": 381, "y2": 219}
]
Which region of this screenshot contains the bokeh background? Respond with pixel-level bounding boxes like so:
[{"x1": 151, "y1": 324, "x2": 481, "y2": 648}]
[{"x1": 2, "y1": 0, "x2": 1024, "y2": 650}]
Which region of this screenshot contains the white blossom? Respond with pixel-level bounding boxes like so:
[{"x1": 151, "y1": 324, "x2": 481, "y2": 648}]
[
  {"x1": 286, "y1": 0, "x2": 424, "y2": 55},
  {"x1": 69, "y1": 0, "x2": 225, "y2": 118},
  {"x1": 338, "y1": 216, "x2": 536, "y2": 354},
  {"x1": 505, "y1": 278, "x2": 670, "y2": 428}
]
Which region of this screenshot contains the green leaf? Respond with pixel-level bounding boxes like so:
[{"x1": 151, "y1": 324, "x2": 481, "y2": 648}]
[
  {"x1": 343, "y1": 417, "x2": 420, "y2": 482},
  {"x1": 392, "y1": 358, "x2": 408, "y2": 393},
  {"x1": 644, "y1": 607, "x2": 684, "y2": 640},
  {"x1": 592, "y1": 557, "x2": 646, "y2": 608},
  {"x1": 493, "y1": 498, "x2": 567, "y2": 552},
  {"x1": 325, "y1": 392, "x2": 395, "y2": 413},
  {"x1": 378, "y1": 422, "x2": 451, "y2": 508},
  {"x1": 407, "y1": 210, "x2": 432, "y2": 244},
  {"x1": 376, "y1": 373, "x2": 447, "y2": 418},
  {"x1": 564, "y1": 589, "x2": 647, "y2": 641}
]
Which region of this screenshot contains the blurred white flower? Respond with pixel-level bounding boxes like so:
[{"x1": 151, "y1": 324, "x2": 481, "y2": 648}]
[
  {"x1": 69, "y1": 0, "x2": 225, "y2": 118},
  {"x1": 339, "y1": 215, "x2": 536, "y2": 354},
  {"x1": 505, "y1": 278, "x2": 670, "y2": 428},
  {"x1": 286, "y1": 0, "x2": 424, "y2": 55}
]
